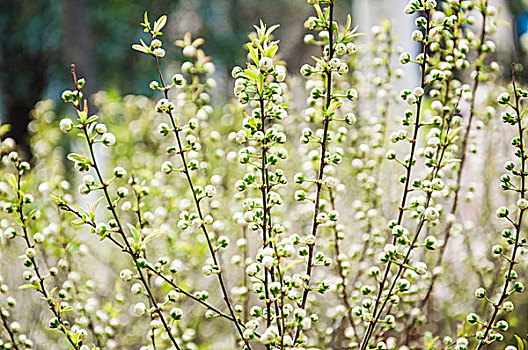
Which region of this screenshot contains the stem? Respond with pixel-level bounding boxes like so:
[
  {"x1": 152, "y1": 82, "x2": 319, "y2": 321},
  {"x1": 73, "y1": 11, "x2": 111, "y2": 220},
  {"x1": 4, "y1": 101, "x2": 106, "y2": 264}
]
[
  {"x1": 131, "y1": 178, "x2": 158, "y2": 349},
  {"x1": 256, "y1": 94, "x2": 286, "y2": 347},
  {"x1": 475, "y1": 67, "x2": 525, "y2": 350},
  {"x1": 422, "y1": 2, "x2": 488, "y2": 309},
  {"x1": 258, "y1": 95, "x2": 272, "y2": 333},
  {"x1": 60, "y1": 203, "x2": 246, "y2": 328},
  {"x1": 294, "y1": 1, "x2": 335, "y2": 344},
  {"x1": 329, "y1": 189, "x2": 359, "y2": 342},
  {"x1": 0, "y1": 306, "x2": 21, "y2": 350},
  {"x1": 81, "y1": 125, "x2": 182, "y2": 350},
  {"x1": 152, "y1": 56, "x2": 251, "y2": 349},
  {"x1": 14, "y1": 171, "x2": 80, "y2": 350},
  {"x1": 359, "y1": 10, "x2": 431, "y2": 350},
  {"x1": 67, "y1": 66, "x2": 182, "y2": 349}
]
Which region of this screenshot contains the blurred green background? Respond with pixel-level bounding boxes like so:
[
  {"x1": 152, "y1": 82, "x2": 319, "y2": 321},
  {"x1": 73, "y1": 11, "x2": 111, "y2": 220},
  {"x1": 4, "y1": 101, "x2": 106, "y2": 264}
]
[{"x1": 0, "y1": 0, "x2": 525, "y2": 155}]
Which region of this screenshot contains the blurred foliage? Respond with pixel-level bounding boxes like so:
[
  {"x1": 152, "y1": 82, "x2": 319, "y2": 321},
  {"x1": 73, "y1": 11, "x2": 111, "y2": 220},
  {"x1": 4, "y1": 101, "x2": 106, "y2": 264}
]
[{"x1": 0, "y1": 0, "x2": 320, "y2": 154}]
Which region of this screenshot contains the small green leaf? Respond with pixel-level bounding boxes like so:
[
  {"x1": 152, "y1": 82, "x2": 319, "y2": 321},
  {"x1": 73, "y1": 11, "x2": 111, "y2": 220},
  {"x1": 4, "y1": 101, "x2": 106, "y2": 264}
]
[
  {"x1": 86, "y1": 115, "x2": 99, "y2": 124},
  {"x1": 266, "y1": 24, "x2": 280, "y2": 37},
  {"x1": 327, "y1": 101, "x2": 342, "y2": 114},
  {"x1": 285, "y1": 259, "x2": 304, "y2": 271},
  {"x1": 248, "y1": 45, "x2": 259, "y2": 65},
  {"x1": 132, "y1": 44, "x2": 149, "y2": 54},
  {"x1": 142, "y1": 230, "x2": 162, "y2": 246},
  {"x1": 257, "y1": 73, "x2": 265, "y2": 94},
  {"x1": 313, "y1": 4, "x2": 324, "y2": 19},
  {"x1": 265, "y1": 45, "x2": 278, "y2": 58},
  {"x1": 61, "y1": 306, "x2": 74, "y2": 313},
  {"x1": 344, "y1": 14, "x2": 351, "y2": 34},
  {"x1": 67, "y1": 153, "x2": 88, "y2": 162},
  {"x1": 127, "y1": 223, "x2": 140, "y2": 243},
  {"x1": 244, "y1": 69, "x2": 257, "y2": 81},
  {"x1": 26, "y1": 209, "x2": 39, "y2": 221},
  {"x1": 19, "y1": 284, "x2": 38, "y2": 290},
  {"x1": 71, "y1": 219, "x2": 84, "y2": 227},
  {"x1": 311, "y1": 56, "x2": 325, "y2": 68},
  {"x1": 6, "y1": 173, "x2": 17, "y2": 188},
  {"x1": 0, "y1": 124, "x2": 11, "y2": 136},
  {"x1": 448, "y1": 127, "x2": 462, "y2": 141},
  {"x1": 154, "y1": 15, "x2": 167, "y2": 33},
  {"x1": 192, "y1": 37, "x2": 205, "y2": 47},
  {"x1": 71, "y1": 332, "x2": 81, "y2": 346},
  {"x1": 515, "y1": 335, "x2": 526, "y2": 350},
  {"x1": 249, "y1": 36, "x2": 265, "y2": 55}
]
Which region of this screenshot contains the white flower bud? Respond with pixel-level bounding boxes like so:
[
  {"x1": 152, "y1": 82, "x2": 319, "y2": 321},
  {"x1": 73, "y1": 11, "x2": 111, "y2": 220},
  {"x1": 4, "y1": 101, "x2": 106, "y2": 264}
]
[
  {"x1": 59, "y1": 118, "x2": 73, "y2": 132},
  {"x1": 183, "y1": 45, "x2": 196, "y2": 57},
  {"x1": 101, "y1": 133, "x2": 116, "y2": 146},
  {"x1": 424, "y1": 207, "x2": 439, "y2": 221},
  {"x1": 259, "y1": 57, "x2": 274, "y2": 72},
  {"x1": 329, "y1": 57, "x2": 341, "y2": 69},
  {"x1": 347, "y1": 42, "x2": 357, "y2": 54},
  {"x1": 95, "y1": 123, "x2": 107, "y2": 134},
  {"x1": 153, "y1": 48, "x2": 166, "y2": 58},
  {"x1": 412, "y1": 30, "x2": 423, "y2": 42},
  {"x1": 133, "y1": 302, "x2": 146, "y2": 316},
  {"x1": 300, "y1": 64, "x2": 313, "y2": 77},
  {"x1": 151, "y1": 39, "x2": 162, "y2": 48}
]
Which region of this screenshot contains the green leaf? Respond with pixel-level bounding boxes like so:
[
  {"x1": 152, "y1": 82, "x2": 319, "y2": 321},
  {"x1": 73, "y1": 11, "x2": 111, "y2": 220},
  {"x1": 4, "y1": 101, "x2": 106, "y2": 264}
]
[
  {"x1": 266, "y1": 24, "x2": 280, "y2": 37},
  {"x1": 132, "y1": 44, "x2": 149, "y2": 54},
  {"x1": 327, "y1": 101, "x2": 342, "y2": 114},
  {"x1": 127, "y1": 223, "x2": 140, "y2": 244},
  {"x1": 515, "y1": 335, "x2": 526, "y2": 350},
  {"x1": 67, "y1": 153, "x2": 88, "y2": 162},
  {"x1": 244, "y1": 69, "x2": 257, "y2": 81},
  {"x1": 257, "y1": 72, "x2": 265, "y2": 94},
  {"x1": 26, "y1": 209, "x2": 39, "y2": 221},
  {"x1": 6, "y1": 173, "x2": 17, "y2": 189},
  {"x1": 249, "y1": 36, "x2": 265, "y2": 55},
  {"x1": 154, "y1": 15, "x2": 167, "y2": 33},
  {"x1": 248, "y1": 45, "x2": 259, "y2": 66},
  {"x1": 344, "y1": 14, "x2": 351, "y2": 34},
  {"x1": 132, "y1": 39, "x2": 151, "y2": 54},
  {"x1": 448, "y1": 127, "x2": 462, "y2": 141},
  {"x1": 19, "y1": 284, "x2": 38, "y2": 290},
  {"x1": 86, "y1": 115, "x2": 99, "y2": 124},
  {"x1": 311, "y1": 56, "x2": 325, "y2": 68},
  {"x1": 49, "y1": 194, "x2": 64, "y2": 205},
  {"x1": 61, "y1": 306, "x2": 74, "y2": 313},
  {"x1": 313, "y1": 4, "x2": 324, "y2": 19},
  {"x1": 192, "y1": 37, "x2": 205, "y2": 47},
  {"x1": 0, "y1": 124, "x2": 11, "y2": 137},
  {"x1": 142, "y1": 230, "x2": 162, "y2": 246},
  {"x1": 71, "y1": 332, "x2": 81, "y2": 346},
  {"x1": 265, "y1": 44, "x2": 278, "y2": 58},
  {"x1": 332, "y1": 22, "x2": 339, "y2": 36},
  {"x1": 71, "y1": 219, "x2": 85, "y2": 227}
]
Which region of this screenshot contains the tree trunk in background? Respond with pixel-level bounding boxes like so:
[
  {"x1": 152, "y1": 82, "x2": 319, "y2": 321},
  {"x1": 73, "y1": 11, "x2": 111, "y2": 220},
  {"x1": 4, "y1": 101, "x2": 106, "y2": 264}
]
[
  {"x1": 0, "y1": 1, "x2": 51, "y2": 158},
  {"x1": 0, "y1": 0, "x2": 96, "y2": 159},
  {"x1": 60, "y1": 0, "x2": 97, "y2": 108}
]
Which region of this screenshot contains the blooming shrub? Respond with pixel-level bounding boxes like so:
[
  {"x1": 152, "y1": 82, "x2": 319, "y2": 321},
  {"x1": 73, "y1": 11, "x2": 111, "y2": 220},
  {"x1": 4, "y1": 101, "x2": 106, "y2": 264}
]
[{"x1": 0, "y1": 0, "x2": 527, "y2": 349}]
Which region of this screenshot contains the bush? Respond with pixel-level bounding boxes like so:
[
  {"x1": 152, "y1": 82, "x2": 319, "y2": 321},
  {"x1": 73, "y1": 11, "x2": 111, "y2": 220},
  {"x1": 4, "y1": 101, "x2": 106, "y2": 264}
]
[{"x1": 0, "y1": 0, "x2": 526, "y2": 349}]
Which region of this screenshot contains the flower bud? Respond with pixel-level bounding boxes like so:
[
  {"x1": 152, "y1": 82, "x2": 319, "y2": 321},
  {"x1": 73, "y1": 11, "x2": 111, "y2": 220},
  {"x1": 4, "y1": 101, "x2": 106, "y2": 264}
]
[{"x1": 59, "y1": 118, "x2": 74, "y2": 132}]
